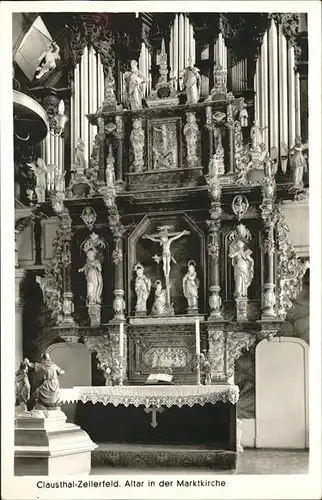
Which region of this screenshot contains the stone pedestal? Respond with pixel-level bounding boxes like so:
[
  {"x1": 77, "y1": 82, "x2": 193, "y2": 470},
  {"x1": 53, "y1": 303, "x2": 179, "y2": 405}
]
[{"x1": 14, "y1": 409, "x2": 97, "y2": 476}]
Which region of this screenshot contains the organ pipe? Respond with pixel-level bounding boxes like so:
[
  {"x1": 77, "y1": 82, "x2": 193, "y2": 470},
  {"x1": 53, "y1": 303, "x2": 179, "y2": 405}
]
[
  {"x1": 83, "y1": 46, "x2": 89, "y2": 162},
  {"x1": 278, "y1": 26, "x2": 288, "y2": 158},
  {"x1": 184, "y1": 15, "x2": 190, "y2": 65},
  {"x1": 261, "y1": 31, "x2": 269, "y2": 147},
  {"x1": 173, "y1": 14, "x2": 179, "y2": 80},
  {"x1": 287, "y1": 44, "x2": 296, "y2": 148},
  {"x1": 269, "y1": 20, "x2": 279, "y2": 152},
  {"x1": 179, "y1": 14, "x2": 185, "y2": 75},
  {"x1": 295, "y1": 71, "x2": 301, "y2": 138}
]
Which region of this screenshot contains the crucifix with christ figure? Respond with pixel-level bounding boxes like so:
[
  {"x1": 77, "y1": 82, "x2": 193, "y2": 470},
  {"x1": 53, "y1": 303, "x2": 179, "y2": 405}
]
[{"x1": 142, "y1": 225, "x2": 190, "y2": 312}]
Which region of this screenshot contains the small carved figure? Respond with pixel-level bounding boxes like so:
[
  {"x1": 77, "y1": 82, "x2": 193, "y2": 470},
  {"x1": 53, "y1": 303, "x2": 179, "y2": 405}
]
[
  {"x1": 134, "y1": 264, "x2": 151, "y2": 313},
  {"x1": 183, "y1": 112, "x2": 199, "y2": 166},
  {"x1": 182, "y1": 260, "x2": 200, "y2": 310},
  {"x1": 124, "y1": 60, "x2": 145, "y2": 110},
  {"x1": 105, "y1": 144, "x2": 115, "y2": 188},
  {"x1": 78, "y1": 248, "x2": 103, "y2": 305},
  {"x1": 289, "y1": 136, "x2": 308, "y2": 190},
  {"x1": 250, "y1": 121, "x2": 267, "y2": 152},
  {"x1": 130, "y1": 118, "x2": 145, "y2": 171},
  {"x1": 15, "y1": 359, "x2": 31, "y2": 412},
  {"x1": 183, "y1": 57, "x2": 200, "y2": 104},
  {"x1": 152, "y1": 123, "x2": 177, "y2": 170},
  {"x1": 103, "y1": 67, "x2": 116, "y2": 105},
  {"x1": 239, "y1": 98, "x2": 248, "y2": 127},
  {"x1": 35, "y1": 42, "x2": 60, "y2": 80},
  {"x1": 199, "y1": 350, "x2": 212, "y2": 385},
  {"x1": 27, "y1": 158, "x2": 48, "y2": 203},
  {"x1": 151, "y1": 280, "x2": 167, "y2": 316},
  {"x1": 25, "y1": 353, "x2": 65, "y2": 410},
  {"x1": 74, "y1": 139, "x2": 87, "y2": 175},
  {"x1": 229, "y1": 240, "x2": 254, "y2": 298}
]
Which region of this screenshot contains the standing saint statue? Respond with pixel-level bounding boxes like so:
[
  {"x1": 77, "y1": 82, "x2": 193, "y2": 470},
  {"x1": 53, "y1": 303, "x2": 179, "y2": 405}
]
[
  {"x1": 183, "y1": 112, "x2": 199, "y2": 166},
  {"x1": 124, "y1": 60, "x2": 145, "y2": 110},
  {"x1": 105, "y1": 144, "x2": 115, "y2": 188},
  {"x1": 24, "y1": 353, "x2": 65, "y2": 410},
  {"x1": 15, "y1": 359, "x2": 31, "y2": 412},
  {"x1": 130, "y1": 118, "x2": 145, "y2": 171},
  {"x1": 134, "y1": 264, "x2": 151, "y2": 314},
  {"x1": 74, "y1": 139, "x2": 87, "y2": 175},
  {"x1": 183, "y1": 57, "x2": 200, "y2": 104},
  {"x1": 151, "y1": 280, "x2": 167, "y2": 316},
  {"x1": 78, "y1": 248, "x2": 103, "y2": 306},
  {"x1": 229, "y1": 240, "x2": 254, "y2": 298},
  {"x1": 289, "y1": 136, "x2": 308, "y2": 190},
  {"x1": 35, "y1": 42, "x2": 60, "y2": 80},
  {"x1": 182, "y1": 260, "x2": 200, "y2": 311}
]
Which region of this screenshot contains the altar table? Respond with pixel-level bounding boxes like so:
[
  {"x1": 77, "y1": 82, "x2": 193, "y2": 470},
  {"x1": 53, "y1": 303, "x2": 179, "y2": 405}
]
[{"x1": 60, "y1": 385, "x2": 239, "y2": 469}]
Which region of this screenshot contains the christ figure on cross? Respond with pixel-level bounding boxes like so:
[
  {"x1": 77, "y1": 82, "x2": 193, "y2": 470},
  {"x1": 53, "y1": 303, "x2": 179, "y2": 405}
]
[{"x1": 142, "y1": 226, "x2": 190, "y2": 281}]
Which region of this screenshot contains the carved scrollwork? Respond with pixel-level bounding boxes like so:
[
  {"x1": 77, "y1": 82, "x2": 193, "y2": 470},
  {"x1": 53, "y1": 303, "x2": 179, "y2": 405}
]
[
  {"x1": 226, "y1": 332, "x2": 256, "y2": 378},
  {"x1": 84, "y1": 334, "x2": 123, "y2": 385},
  {"x1": 276, "y1": 208, "x2": 309, "y2": 320}
]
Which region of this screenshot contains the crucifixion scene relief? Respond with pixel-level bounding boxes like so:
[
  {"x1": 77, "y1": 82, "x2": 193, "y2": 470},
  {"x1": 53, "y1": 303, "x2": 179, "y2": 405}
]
[{"x1": 11, "y1": 8, "x2": 311, "y2": 480}]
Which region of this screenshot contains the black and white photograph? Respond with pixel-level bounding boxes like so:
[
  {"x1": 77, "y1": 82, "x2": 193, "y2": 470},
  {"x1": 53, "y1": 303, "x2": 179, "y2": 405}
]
[{"x1": 1, "y1": 2, "x2": 321, "y2": 499}]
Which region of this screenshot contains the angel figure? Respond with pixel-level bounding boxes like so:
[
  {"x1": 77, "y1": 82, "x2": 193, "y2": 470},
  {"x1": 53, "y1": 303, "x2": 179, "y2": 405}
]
[
  {"x1": 27, "y1": 157, "x2": 49, "y2": 203},
  {"x1": 124, "y1": 60, "x2": 145, "y2": 110},
  {"x1": 289, "y1": 136, "x2": 308, "y2": 190},
  {"x1": 35, "y1": 42, "x2": 60, "y2": 80}
]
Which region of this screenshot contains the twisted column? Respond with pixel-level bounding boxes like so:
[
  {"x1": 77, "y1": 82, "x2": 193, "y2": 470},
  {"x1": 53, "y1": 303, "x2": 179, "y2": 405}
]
[
  {"x1": 60, "y1": 209, "x2": 76, "y2": 326},
  {"x1": 260, "y1": 176, "x2": 277, "y2": 319},
  {"x1": 111, "y1": 224, "x2": 126, "y2": 321},
  {"x1": 206, "y1": 219, "x2": 223, "y2": 320}
]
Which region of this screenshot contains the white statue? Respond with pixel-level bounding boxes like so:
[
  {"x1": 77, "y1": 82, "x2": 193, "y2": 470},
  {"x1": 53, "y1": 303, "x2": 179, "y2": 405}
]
[
  {"x1": 134, "y1": 264, "x2": 151, "y2": 313},
  {"x1": 27, "y1": 158, "x2": 48, "y2": 203},
  {"x1": 105, "y1": 144, "x2": 115, "y2": 188},
  {"x1": 78, "y1": 248, "x2": 103, "y2": 305},
  {"x1": 289, "y1": 136, "x2": 308, "y2": 189},
  {"x1": 183, "y1": 57, "x2": 200, "y2": 103},
  {"x1": 124, "y1": 60, "x2": 145, "y2": 110},
  {"x1": 35, "y1": 42, "x2": 60, "y2": 80},
  {"x1": 229, "y1": 240, "x2": 254, "y2": 298},
  {"x1": 130, "y1": 118, "x2": 145, "y2": 171},
  {"x1": 182, "y1": 260, "x2": 200, "y2": 310},
  {"x1": 239, "y1": 98, "x2": 248, "y2": 127},
  {"x1": 183, "y1": 112, "x2": 199, "y2": 166},
  {"x1": 142, "y1": 226, "x2": 190, "y2": 282},
  {"x1": 250, "y1": 121, "x2": 267, "y2": 152},
  {"x1": 74, "y1": 139, "x2": 87, "y2": 175},
  {"x1": 151, "y1": 280, "x2": 167, "y2": 316}
]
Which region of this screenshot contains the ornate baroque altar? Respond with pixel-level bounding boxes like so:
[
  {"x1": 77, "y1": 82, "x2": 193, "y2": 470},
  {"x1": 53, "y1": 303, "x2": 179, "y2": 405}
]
[{"x1": 25, "y1": 36, "x2": 308, "y2": 467}]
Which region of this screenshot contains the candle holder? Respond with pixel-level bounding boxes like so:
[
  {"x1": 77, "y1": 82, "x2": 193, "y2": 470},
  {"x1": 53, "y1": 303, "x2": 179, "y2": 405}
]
[
  {"x1": 196, "y1": 353, "x2": 201, "y2": 385},
  {"x1": 118, "y1": 355, "x2": 124, "y2": 386}
]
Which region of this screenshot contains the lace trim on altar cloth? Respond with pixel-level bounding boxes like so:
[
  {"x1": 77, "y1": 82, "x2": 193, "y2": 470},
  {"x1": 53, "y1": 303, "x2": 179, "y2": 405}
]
[{"x1": 59, "y1": 384, "x2": 239, "y2": 407}]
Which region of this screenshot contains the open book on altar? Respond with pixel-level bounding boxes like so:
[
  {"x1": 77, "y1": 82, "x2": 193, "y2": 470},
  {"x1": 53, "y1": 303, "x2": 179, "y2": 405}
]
[{"x1": 145, "y1": 373, "x2": 174, "y2": 385}]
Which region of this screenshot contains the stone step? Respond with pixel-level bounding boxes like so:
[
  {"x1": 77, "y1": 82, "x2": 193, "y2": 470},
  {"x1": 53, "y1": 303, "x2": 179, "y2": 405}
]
[{"x1": 92, "y1": 443, "x2": 236, "y2": 470}]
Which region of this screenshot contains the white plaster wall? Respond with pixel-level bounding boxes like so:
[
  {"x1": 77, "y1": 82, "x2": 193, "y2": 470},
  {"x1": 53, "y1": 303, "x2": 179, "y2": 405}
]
[
  {"x1": 241, "y1": 419, "x2": 255, "y2": 448},
  {"x1": 255, "y1": 337, "x2": 309, "y2": 449},
  {"x1": 46, "y1": 342, "x2": 91, "y2": 389},
  {"x1": 281, "y1": 199, "x2": 309, "y2": 257}
]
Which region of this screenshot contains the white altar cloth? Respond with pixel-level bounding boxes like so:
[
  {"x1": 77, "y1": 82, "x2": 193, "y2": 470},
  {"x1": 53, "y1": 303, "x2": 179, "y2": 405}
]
[{"x1": 60, "y1": 384, "x2": 239, "y2": 408}]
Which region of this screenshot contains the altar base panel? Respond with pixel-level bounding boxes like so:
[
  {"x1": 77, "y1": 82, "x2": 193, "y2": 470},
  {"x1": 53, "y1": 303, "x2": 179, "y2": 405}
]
[{"x1": 14, "y1": 410, "x2": 97, "y2": 476}]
